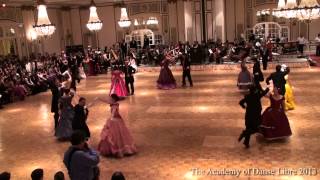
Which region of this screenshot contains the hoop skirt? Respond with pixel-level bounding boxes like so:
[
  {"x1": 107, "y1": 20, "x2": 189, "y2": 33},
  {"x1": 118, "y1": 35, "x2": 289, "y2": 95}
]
[
  {"x1": 260, "y1": 96, "x2": 292, "y2": 140},
  {"x1": 109, "y1": 70, "x2": 128, "y2": 97},
  {"x1": 98, "y1": 103, "x2": 137, "y2": 157},
  {"x1": 285, "y1": 83, "x2": 295, "y2": 111},
  {"x1": 157, "y1": 60, "x2": 177, "y2": 89},
  {"x1": 55, "y1": 96, "x2": 74, "y2": 139}
]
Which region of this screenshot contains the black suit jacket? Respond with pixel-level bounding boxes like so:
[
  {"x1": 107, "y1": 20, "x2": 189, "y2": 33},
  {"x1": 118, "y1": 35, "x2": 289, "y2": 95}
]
[
  {"x1": 266, "y1": 71, "x2": 287, "y2": 89},
  {"x1": 124, "y1": 65, "x2": 136, "y2": 78},
  {"x1": 73, "y1": 104, "x2": 88, "y2": 129},
  {"x1": 51, "y1": 85, "x2": 61, "y2": 113},
  {"x1": 239, "y1": 88, "x2": 270, "y2": 128},
  {"x1": 253, "y1": 61, "x2": 263, "y2": 81}
]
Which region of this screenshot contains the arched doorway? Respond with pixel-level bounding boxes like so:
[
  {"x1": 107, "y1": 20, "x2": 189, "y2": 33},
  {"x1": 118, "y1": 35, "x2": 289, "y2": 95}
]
[
  {"x1": 125, "y1": 29, "x2": 163, "y2": 48},
  {"x1": 253, "y1": 22, "x2": 290, "y2": 41}
]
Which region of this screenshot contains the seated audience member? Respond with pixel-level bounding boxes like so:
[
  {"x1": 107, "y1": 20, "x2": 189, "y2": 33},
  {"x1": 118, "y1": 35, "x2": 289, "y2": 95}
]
[
  {"x1": 54, "y1": 171, "x2": 65, "y2": 180},
  {"x1": 111, "y1": 171, "x2": 126, "y2": 180},
  {"x1": 31, "y1": 168, "x2": 44, "y2": 180},
  {"x1": 63, "y1": 130, "x2": 100, "y2": 180},
  {"x1": 0, "y1": 172, "x2": 11, "y2": 180},
  {"x1": 13, "y1": 80, "x2": 27, "y2": 101}
]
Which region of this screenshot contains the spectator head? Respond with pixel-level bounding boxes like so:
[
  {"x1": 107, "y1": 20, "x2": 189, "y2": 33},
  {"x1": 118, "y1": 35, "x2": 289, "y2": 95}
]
[
  {"x1": 276, "y1": 65, "x2": 282, "y2": 72},
  {"x1": 0, "y1": 172, "x2": 11, "y2": 180},
  {"x1": 70, "y1": 130, "x2": 86, "y2": 147},
  {"x1": 78, "y1": 97, "x2": 86, "y2": 106},
  {"x1": 111, "y1": 171, "x2": 125, "y2": 180},
  {"x1": 31, "y1": 168, "x2": 43, "y2": 180},
  {"x1": 54, "y1": 171, "x2": 65, "y2": 180}
]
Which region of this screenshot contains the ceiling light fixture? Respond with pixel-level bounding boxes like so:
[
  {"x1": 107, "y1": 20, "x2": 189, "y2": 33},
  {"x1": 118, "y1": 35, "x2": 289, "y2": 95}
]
[
  {"x1": 86, "y1": 0, "x2": 103, "y2": 31},
  {"x1": 118, "y1": 7, "x2": 131, "y2": 28},
  {"x1": 33, "y1": 0, "x2": 56, "y2": 37}
]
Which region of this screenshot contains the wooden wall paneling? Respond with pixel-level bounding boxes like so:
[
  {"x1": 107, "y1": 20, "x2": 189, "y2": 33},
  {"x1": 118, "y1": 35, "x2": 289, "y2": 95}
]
[
  {"x1": 206, "y1": 12, "x2": 213, "y2": 40},
  {"x1": 206, "y1": 0, "x2": 212, "y2": 11},
  {"x1": 195, "y1": 13, "x2": 201, "y2": 41},
  {"x1": 170, "y1": 27, "x2": 177, "y2": 42},
  {"x1": 195, "y1": 1, "x2": 201, "y2": 12}
]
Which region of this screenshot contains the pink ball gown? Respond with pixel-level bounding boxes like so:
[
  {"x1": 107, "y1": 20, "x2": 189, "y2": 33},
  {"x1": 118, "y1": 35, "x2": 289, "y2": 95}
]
[
  {"x1": 109, "y1": 70, "x2": 128, "y2": 97},
  {"x1": 260, "y1": 96, "x2": 292, "y2": 140},
  {"x1": 98, "y1": 102, "x2": 137, "y2": 157}
]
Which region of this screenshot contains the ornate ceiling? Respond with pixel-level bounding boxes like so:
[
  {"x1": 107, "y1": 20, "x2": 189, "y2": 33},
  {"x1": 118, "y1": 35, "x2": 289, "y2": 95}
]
[{"x1": 5, "y1": 0, "x2": 141, "y2": 6}]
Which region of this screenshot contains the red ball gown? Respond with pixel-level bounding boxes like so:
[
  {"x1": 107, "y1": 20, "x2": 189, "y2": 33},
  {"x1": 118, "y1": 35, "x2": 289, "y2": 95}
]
[
  {"x1": 109, "y1": 70, "x2": 128, "y2": 97},
  {"x1": 260, "y1": 96, "x2": 292, "y2": 140}
]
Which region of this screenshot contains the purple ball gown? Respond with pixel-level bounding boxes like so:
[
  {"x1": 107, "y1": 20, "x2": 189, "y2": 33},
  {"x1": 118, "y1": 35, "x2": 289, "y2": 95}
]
[
  {"x1": 260, "y1": 96, "x2": 292, "y2": 140},
  {"x1": 157, "y1": 58, "x2": 177, "y2": 89},
  {"x1": 98, "y1": 103, "x2": 137, "y2": 157}
]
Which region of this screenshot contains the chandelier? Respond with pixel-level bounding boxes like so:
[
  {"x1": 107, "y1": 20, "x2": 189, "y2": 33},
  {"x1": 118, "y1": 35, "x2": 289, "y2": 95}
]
[
  {"x1": 134, "y1": 19, "x2": 139, "y2": 26},
  {"x1": 271, "y1": 0, "x2": 320, "y2": 21},
  {"x1": 296, "y1": 0, "x2": 320, "y2": 21},
  {"x1": 146, "y1": 17, "x2": 159, "y2": 25},
  {"x1": 86, "y1": 0, "x2": 103, "y2": 31},
  {"x1": 256, "y1": 9, "x2": 271, "y2": 16},
  {"x1": 118, "y1": 7, "x2": 131, "y2": 28},
  {"x1": 284, "y1": 0, "x2": 298, "y2": 19},
  {"x1": 33, "y1": 0, "x2": 56, "y2": 37},
  {"x1": 272, "y1": 0, "x2": 286, "y2": 18}
]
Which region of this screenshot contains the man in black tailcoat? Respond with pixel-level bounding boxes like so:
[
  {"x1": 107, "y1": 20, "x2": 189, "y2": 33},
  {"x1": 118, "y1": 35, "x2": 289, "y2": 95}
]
[
  {"x1": 73, "y1": 97, "x2": 90, "y2": 139},
  {"x1": 180, "y1": 53, "x2": 193, "y2": 87},
  {"x1": 49, "y1": 77, "x2": 61, "y2": 129},
  {"x1": 260, "y1": 44, "x2": 270, "y2": 70},
  {"x1": 124, "y1": 59, "x2": 136, "y2": 95},
  {"x1": 239, "y1": 86, "x2": 269, "y2": 148},
  {"x1": 266, "y1": 65, "x2": 287, "y2": 95}
]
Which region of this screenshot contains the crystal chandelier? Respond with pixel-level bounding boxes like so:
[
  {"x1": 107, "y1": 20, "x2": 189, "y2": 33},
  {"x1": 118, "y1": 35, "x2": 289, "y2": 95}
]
[
  {"x1": 272, "y1": 0, "x2": 286, "y2": 18},
  {"x1": 296, "y1": 0, "x2": 320, "y2": 21},
  {"x1": 86, "y1": 0, "x2": 103, "y2": 31},
  {"x1": 256, "y1": 9, "x2": 271, "y2": 16},
  {"x1": 33, "y1": 0, "x2": 56, "y2": 37},
  {"x1": 271, "y1": 0, "x2": 320, "y2": 21},
  {"x1": 146, "y1": 17, "x2": 159, "y2": 25},
  {"x1": 134, "y1": 19, "x2": 139, "y2": 26},
  {"x1": 118, "y1": 7, "x2": 131, "y2": 28},
  {"x1": 284, "y1": 0, "x2": 298, "y2": 19}
]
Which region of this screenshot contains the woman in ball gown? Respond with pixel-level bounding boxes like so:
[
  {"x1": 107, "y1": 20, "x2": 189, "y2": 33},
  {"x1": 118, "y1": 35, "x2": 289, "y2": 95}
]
[
  {"x1": 284, "y1": 67, "x2": 296, "y2": 111},
  {"x1": 109, "y1": 64, "x2": 128, "y2": 98},
  {"x1": 157, "y1": 51, "x2": 177, "y2": 89},
  {"x1": 260, "y1": 87, "x2": 292, "y2": 140},
  {"x1": 96, "y1": 94, "x2": 137, "y2": 157},
  {"x1": 237, "y1": 61, "x2": 253, "y2": 92},
  {"x1": 88, "y1": 54, "x2": 97, "y2": 76},
  {"x1": 55, "y1": 89, "x2": 75, "y2": 140}
]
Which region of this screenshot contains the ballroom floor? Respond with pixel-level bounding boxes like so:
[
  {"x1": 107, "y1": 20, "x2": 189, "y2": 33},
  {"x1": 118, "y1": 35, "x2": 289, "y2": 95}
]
[{"x1": 0, "y1": 67, "x2": 320, "y2": 180}]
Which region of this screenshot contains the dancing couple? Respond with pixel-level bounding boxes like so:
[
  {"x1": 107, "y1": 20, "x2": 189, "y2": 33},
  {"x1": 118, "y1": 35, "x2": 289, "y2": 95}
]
[
  {"x1": 109, "y1": 61, "x2": 136, "y2": 97},
  {"x1": 238, "y1": 64, "x2": 295, "y2": 148},
  {"x1": 157, "y1": 50, "x2": 193, "y2": 89}
]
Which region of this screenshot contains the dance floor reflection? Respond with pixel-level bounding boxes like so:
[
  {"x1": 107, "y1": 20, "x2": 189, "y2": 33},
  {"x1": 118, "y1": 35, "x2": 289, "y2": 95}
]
[{"x1": 0, "y1": 68, "x2": 320, "y2": 180}]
